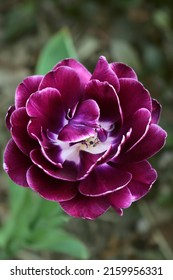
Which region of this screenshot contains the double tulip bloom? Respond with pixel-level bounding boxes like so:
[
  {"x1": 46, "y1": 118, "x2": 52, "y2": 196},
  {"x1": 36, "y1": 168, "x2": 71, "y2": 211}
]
[{"x1": 4, "y1": 56, "x2": 167, "y2": 219}]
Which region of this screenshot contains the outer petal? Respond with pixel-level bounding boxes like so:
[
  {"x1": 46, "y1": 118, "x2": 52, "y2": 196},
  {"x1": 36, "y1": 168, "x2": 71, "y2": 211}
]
[
  {"x1": 15, "y1": 75, "x2": 43, "y2": 108},
  {"x1": 3, "y1": 139, "x2": 32, "y2": 187},
  {"x1": 108, "y1": 187, "x2": 133, "y2": 209},
  {"x1": 151, "y1": 99, "x2": 161, "y2": 124},
  {"x1": 85, "y1": 80, "x2": 122, "y2": 125},
  {"x1": 118, "y1": 78, "x2": 152, "y2": 123},
  {"x1": 11, "y1": 107, "x2": 38, "y2": 155},
  {"x1": 53, "y1": 58, "x2": 91, "y2": 87},
  {"x1": 110, "y1": 62, "x2": 138, "y2": 80},
  {"x1": 6, "y1": 105, "x2": 15, "y2": 130},
  {"x1": 27, "y1": 165, "x2": 78, "y2": 202},
  {"x1": 60, "y1": 193, "x2": 110, "y2": 220},
  {"x1": 79, "y1": 164, "x2": 132, "y2": 196},
  {"x1": 122, "y1": 160, "x2": 157, "y2": 201},
  {"x1": 39, "y1": 66, "x2": 82, "y2": 112},
  {"x1": 26, "y1": 87, "x2": 65, "y2": 136},
  {"x1": 124, "y1": 124, "x2": 167, "y2": 162},
  {"x1": 91, "y1": 56, "x2": 120, "y2": 92}
]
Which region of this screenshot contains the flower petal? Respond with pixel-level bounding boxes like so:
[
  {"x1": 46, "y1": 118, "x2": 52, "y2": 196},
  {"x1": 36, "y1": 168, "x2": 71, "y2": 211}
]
[
  {"x1": 71, "y1": 99, "x2": 100, "y2": 127},
  {"x1": 60, "y1": 193, "x2": 110, "y2": 219},
  {"x1": 122, "y1": 108, "x2": 151, "y2": 152},
  {"x1": 124, "y1": 124, "x2": 167, "y2": 162},
  {"x1": 118, "y1": 78, "x2": 152, "y2": 123},
  {"x1": 85, "y1": 80, "x2": 122, "y2": 125},
  {"x1": 6, "y1": 105, "x2": 15, "y2": 130},
  {"x1": 123, "y1": 160, "x2": 157, "y2": 200},
  {"x1": 11, "y1": 107, "x2": 38, "y2": 155},
  {"x1": 108, "y1": 187, "x2": 133, "y2": 209},
  {"x1": 30, "y1": 149, "x2": 77, "y2": 181},
  {"x1": 58, "y1": 99, "x2": 100, "y2": 142},
  {"x1": 91, "y1": 56, "x2": 120, "y2": 92},
  {"x1": 53, "y1": 58, "x2": 91, "y2": 86},
  {"x1": 79, "y1": 164, "x2": 132, "y2": 196},
  {"x1": 42, "y1": 142, "x2": 102, "y2": 180},
  {"x1": 58, "y1": 124, "x2": 95, "y2": 142},
  {"x1": 27, "y1": 165, "x2": 78, "y2": 202},
  {"x1": 41, "y1": 145, "x2": 63, "y2": 166},
  {"x1": 3, "y1": 139, "x2": 31, "y2": 187},
  {"x1": 151, "y1": 99, "x2": 161, "y2": 124},
  {"x1": 77, "y1": 150, "x2": 102, "y2": 180},
  {"x1": 39, "y1": 66, "x2": 82, "y2": 112},
  {"x1": 15, "y1": 75, "x2": 43, "y2": 108},
  {"x1": 98, "y1": 129, "x2": 132, "y2": 164},
  {"x1": 26, "y1": 87, "x2": 65, "y2": 136},
  {"x1": 110, "y1": 62, "x2": 138, "y2": 80}
]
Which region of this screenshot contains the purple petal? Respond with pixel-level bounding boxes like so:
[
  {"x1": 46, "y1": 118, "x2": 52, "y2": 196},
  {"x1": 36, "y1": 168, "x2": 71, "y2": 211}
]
[
  {"x1": 58, "y1": 124, "x2": 95, "y2": 142},
  {"x1": 125, "y1": 160, "x2": 157, "y2": 184},
  {"x1": 42, "y1": 144, "x2": 102, "y2": 181},
  {"x1": 27, "y1": 165, "x2": 78, "y2": 202},
  {"x1": 77, "y1": 150, "x2": 102, "y2": 180},
  {"x1": 118, "y1": 78, "x2": 152, "y2": 123},
  {"x1": 6, "y1": 105, "x2": 15, "y2": 130},
  {"x1": 30, "y1": 149, "x2": 77, "y2": 181},
  {"x1": 125, "y1": 124, "x2": 167, "y2": 161},
  {"x1": 108, "y1": 187, "x2": 132, "y2": 209},
  {"x1": 11, "y1": 107, "x2": 38, "y2": 155},
  {"x1": 27, "y1": 119, "x2": 43, "y2": 140},
  {"x1": 60, "y1": 193, "x2": 110, "y2": 219},
  {"x1": 122, "y1": 108, "x2": 151, "y2": 152},
  {"x1": 39, "y1": 66, "x2": 82, "y2": 112},
  {"x1": 85, "y1": 80, "x2": 123, "y2": 125},
  {"x1": 26, "y1": 87, "x2": 65, "y2": 135},
  {"x1": 53, "y1": 58, "x2": 91, "y2": 87},
  {"x1": 124, "y1": 161, "x2": 157, "y2": 200},
  {"x1": 91, "y1": 56, "x2": 120, "y2": 92},
  {"x1": 71, "y1": 99, "x2": 100, "y2": 127},
  {"x1": 3, "y1": 139, "x2": 31, "y2": 187},
  {"x1": 58, "y1": 99, "x2": 100, "y2": 142},
  {"x1": 79, "y1": 164, "x2": 132, "y2": 196},
  {"x1": 15, "y1": 75, "x2": 43, "y2": 108},
  {"x1": 41, "y1": 145, "x2": 63, "y2": 166},
  {"x1": 97, "y1": 131, "x2": 129, "y2": 165},
  {"x1": 151, "y1": 99, "x2": 161, "y2": 124},
  {"x1": 110, "y1": 62, "x2": 138, "y2": 80}
]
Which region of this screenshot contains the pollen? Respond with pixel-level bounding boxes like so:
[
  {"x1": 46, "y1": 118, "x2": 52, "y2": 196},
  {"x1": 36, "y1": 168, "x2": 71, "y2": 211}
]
[{"x1": 82, "y1": 136, "x2": 100, "y2": 148}]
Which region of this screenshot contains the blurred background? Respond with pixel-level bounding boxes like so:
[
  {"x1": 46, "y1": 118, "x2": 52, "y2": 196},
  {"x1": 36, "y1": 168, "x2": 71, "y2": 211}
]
[{"x1": 0, "y1": 0, "x2": 173, "y2": 260}]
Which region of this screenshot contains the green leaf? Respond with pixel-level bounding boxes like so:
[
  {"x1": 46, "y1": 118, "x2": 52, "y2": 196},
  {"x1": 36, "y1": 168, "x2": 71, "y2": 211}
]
[
  {"x1": 153, "y1": 9, "x2": 171, "y2": 31},
  {"x1": 26, "y1": 228, "x2": 89, "y2": 259},
  {"x1": 1, "y1": 179, "x2": 67, "y2": 251},
  {"x1": 2, "y1": 169, "x2": 83, "y2": 260},
  {"x1": 35, "y1": 27, "x2": 78, "y2": 75}
]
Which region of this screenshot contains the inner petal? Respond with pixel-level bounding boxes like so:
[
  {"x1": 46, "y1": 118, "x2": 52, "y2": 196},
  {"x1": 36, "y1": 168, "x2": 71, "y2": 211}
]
[{"x1": 58, "y1": 99, "x2": 100, "y2": 142}]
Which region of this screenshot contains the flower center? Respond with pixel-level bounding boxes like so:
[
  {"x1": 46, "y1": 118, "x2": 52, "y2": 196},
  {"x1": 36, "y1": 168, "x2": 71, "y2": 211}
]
[{"x1": 82, "y1": 136, "x2": 100, "y2": 148}]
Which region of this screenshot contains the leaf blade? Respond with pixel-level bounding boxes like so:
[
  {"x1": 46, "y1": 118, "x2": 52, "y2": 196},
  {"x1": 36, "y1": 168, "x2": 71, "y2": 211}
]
[{"x1": 35, "y1": 27, "x2": 78, "y2": 75}]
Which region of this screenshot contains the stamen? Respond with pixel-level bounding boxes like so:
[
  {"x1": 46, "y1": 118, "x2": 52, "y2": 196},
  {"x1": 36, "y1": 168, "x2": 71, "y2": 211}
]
[
  {"x1": 66, "y1": 108, "x2": 73, "y2": 120},
  {"x1": 83, "y1": 136, "x2": 100, "y2": 148}
]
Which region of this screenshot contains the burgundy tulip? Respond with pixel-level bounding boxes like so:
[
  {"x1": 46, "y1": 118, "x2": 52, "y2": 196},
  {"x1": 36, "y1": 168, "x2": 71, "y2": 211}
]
[{"x1": 3, "y1": 56, "x2": 167, "y2": 219}]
